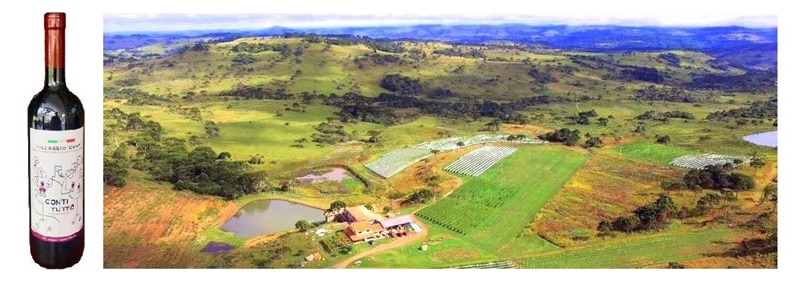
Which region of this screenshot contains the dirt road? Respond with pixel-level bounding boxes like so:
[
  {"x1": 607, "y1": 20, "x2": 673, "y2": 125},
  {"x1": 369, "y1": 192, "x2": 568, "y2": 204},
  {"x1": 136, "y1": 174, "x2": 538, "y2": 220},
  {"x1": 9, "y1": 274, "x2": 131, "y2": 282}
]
[{"x1": 331, "y1": 216, "x2": 429, "y2": 269}]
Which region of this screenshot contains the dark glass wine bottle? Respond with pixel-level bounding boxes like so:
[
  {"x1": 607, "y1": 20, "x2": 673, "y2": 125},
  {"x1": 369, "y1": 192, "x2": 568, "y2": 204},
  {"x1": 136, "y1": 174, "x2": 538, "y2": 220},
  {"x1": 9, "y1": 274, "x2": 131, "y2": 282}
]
[{"x1": 28, "y1": 12, "x2": 85, "y2": 269}]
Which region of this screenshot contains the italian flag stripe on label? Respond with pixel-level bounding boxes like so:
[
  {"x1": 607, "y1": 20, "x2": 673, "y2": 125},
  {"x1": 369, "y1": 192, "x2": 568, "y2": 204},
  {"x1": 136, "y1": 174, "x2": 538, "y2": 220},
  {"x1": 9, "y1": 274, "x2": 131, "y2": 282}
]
[{"x1": 47, "y1": 138, "x2": 75, "y2": 144}]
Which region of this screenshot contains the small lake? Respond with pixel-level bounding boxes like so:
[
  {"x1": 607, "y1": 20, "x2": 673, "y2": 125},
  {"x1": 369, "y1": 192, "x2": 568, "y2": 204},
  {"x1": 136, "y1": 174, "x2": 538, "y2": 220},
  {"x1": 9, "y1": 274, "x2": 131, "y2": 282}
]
[
  {"x1": 221, "y1": 199, "x2": 325, "y2": 238},
  {"x1": 743, "y1": 130, "x2": 777, "y2": 147}
]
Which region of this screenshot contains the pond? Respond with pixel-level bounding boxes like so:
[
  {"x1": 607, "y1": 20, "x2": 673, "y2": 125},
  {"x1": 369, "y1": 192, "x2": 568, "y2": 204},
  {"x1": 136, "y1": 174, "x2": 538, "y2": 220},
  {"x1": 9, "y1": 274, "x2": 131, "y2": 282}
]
[
  {"x1": 296, "y1": 167, "x2": 358, "y2": 183},
  {"x1": 201, "y1": 241, "x2": 234, "y2": 255},
  {"x1": 295, "y1": 167, "x2": 366, "y2": 193},
  {"x1": 221, "y1": 199, "x2": 326, "y2": 238},
  {"x1": 743, "y1": 130, "x2": 777, "y2": 147}
]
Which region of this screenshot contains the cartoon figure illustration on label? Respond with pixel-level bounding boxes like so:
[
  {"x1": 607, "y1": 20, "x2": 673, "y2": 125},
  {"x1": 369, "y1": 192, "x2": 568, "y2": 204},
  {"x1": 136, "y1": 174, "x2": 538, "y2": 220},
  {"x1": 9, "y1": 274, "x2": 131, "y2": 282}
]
[{"x1": 31, "y1": 155, "x2": 83, "y2": 237}]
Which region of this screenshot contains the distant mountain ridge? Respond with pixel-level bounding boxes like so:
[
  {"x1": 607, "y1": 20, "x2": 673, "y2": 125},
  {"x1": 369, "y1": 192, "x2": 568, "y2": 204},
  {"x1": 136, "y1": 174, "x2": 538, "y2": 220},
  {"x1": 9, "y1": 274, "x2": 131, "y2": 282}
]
[{"x1": 104, "y1": 24, "x2": 777, "y2": 69}]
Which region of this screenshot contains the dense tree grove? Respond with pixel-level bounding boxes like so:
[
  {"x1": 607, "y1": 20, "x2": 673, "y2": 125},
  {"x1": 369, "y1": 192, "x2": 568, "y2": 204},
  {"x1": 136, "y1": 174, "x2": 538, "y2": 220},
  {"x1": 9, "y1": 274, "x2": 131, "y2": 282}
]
[
  {"x1": 406, "y1": 189, "x2": 435, "y2": 204},
  {"x1": 380, "y1": 74, "x2": 424, "y2": 95},
  {"x1": 598, "y1": 195, "x2": 677, "y2": 234},
  {"x1": 528, "y1": 68, "x2": 558, "y2": 84},
  {"x1": 634, "y1": 85, "x2": 710, "y2": 103},
  {"x1": 538, "y1": 128, "x2": 581, "y2": 146},
  {"x1": 620, "y1": 66, "x2": 664, "y2": 83},
  {"x1": 171, "y1": 42, "x2": 209, "y2": 55},
  {"x1": 325, "y1": 92, "x2": 568, "y2": 125},
  {"x1": 335, "y1": 104, "x2": 398, "y2": 125},
  {"x1": 636, "y1": 110, "x2": 695, "y2": 122},
  {"x1": 104, "y1": 87, "x2": 162, "y2": 105},
  {"x1": 427, "y1": 88, "x2": 459, "y2": 99},
  {"x1": 231, "y1": 42, "x2": 273, "y2": 53},
  {"x1": 682, "y1": 164, "x2": 755, "y2": 191},
  {"x1": 103, "y1": 145, "x2": 129, "y2": 187},
  {"x1": 684, "y1": 70, "x2": 777, "y2": 93},
  {"x1": 432, "y1": 47, "x2": 485, "y2": 58},
  {"x1": 311, "y1": 121, "x2": 353, "y2": 145},
  {"x1": 103, "y1": 109, "x2": 268, "y2": 200},
  {"x1": 657, "y1": 53, "x2": 681, "y2": 67},
  {"x1": 706, "y1": 99, "x2": 777, "y2": 121},
  {"x1": 354, "y1": 54, "x2": 402, "y2": 66},
  {"x1": 231, "y1": 54, "x2": 258, "y2": 65}
]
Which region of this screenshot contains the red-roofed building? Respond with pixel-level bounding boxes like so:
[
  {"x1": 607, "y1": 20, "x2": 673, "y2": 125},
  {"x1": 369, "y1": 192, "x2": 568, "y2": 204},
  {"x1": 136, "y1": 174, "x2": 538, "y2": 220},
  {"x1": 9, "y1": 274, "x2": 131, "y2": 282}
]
[
  {"x1": 344, "y1": 220, "x2": 385, "y2": 242},
  {"x1": 338, "y1": 205, "x2": 382, "y2": 223}
]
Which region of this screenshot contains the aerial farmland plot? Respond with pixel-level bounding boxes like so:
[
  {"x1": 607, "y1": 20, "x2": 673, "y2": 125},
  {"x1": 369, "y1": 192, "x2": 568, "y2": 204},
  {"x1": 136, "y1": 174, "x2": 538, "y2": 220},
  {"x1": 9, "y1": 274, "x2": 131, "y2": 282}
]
[
  {"x1": 444, "y1": 146, "x2": 518, "y2": 177},
  {"x1": 364, "y1": 148, "x2": 434, "y2": 178}
]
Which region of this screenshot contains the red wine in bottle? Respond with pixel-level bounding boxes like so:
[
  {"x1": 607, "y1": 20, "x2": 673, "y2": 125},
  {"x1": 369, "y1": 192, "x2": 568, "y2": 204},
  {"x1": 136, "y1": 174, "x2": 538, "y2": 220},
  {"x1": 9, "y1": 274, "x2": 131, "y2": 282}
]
[{"x1": 28, "y1": 12, "x2": 85, "y2": 269}]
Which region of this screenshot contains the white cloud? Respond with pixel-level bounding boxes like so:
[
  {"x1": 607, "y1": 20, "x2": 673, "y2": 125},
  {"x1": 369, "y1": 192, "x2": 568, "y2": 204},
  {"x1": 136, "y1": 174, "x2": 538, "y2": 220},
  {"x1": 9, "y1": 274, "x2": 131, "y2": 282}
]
[
  {"x1": 102, "y1": 0, "x2": 779, "y2": 33},
  {"x1": 103, "y1": 13, "x2": 777, "y2": 33}
]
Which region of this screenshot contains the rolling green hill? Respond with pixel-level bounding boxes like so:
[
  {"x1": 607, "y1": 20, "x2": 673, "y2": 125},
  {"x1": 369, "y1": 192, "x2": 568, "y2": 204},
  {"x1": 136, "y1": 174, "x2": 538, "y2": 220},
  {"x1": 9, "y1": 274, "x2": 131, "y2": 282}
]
[{"x1": 103, "y1": 34, "x2": 778, "y2": 269}]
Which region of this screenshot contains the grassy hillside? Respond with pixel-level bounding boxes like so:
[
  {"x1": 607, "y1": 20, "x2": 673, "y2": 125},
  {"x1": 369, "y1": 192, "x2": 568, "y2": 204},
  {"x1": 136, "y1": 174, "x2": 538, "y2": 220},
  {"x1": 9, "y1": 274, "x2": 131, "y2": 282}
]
[{"x1": 103, "y1": 34, "x2": 778, "y2": 269}]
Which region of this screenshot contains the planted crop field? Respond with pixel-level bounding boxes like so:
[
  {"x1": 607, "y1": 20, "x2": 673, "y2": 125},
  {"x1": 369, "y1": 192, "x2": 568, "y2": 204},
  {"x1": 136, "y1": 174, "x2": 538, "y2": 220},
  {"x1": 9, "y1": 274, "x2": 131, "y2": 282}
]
[
  {"x1": 417, "y1": 146, "x2": 588, "y2": 249},
  {"x1": 365, "y1": 135, "x2": 546, "y2": 178},
  {"x1": 414, "y1": 134, "x2": 546, "y2": 151},
  {"x1": 515, "y1": 227, "x2": 739, "y2": 268},
  {"x1": 364, "y1": 148, "x2": 433, "y2": 178},
  {"x1": 445, "y1": 146, "x2": 518, "y2": 177},
  {"x1": 670, "y1": 154, "x2": 751, "y2": 169}
]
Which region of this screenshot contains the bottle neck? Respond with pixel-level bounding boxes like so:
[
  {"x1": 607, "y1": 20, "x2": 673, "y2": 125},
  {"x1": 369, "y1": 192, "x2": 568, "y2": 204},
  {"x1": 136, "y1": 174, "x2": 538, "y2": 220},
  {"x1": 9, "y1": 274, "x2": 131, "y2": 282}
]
[{"x1": 44, "y1": 28, "x2": 66, "y2": 87}]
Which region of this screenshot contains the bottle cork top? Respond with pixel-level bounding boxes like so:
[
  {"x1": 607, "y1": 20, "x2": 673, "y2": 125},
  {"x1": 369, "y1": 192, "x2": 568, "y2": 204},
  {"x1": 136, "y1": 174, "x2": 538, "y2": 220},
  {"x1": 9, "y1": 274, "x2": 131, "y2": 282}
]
[{"x1": 45, "y1": 12, "x2": 66, "y2": 29}]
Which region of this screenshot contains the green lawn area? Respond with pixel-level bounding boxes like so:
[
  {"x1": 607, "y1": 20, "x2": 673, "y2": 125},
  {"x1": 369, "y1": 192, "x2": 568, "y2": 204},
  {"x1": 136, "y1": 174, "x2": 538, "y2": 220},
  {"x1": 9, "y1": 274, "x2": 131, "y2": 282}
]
[
  {"x1": 515, "y1": 227, "x2": 739, "y2": 268},
  {"x1": 610, "y1": 140, "x2": 695, "y2": 165}
]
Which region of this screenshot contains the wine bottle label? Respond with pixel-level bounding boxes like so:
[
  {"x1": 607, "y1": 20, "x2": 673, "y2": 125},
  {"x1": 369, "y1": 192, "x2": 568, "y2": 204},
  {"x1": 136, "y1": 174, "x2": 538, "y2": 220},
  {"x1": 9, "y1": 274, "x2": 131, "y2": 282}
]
[{"x1": 30, "y1": 127, "x2": 84, "y2": 242}]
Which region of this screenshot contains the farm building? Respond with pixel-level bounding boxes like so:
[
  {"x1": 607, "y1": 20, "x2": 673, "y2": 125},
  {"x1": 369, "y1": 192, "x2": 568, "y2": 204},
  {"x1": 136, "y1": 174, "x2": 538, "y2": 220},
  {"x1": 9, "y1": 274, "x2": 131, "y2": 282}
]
[
  {"x1": 379, "y1": 215, "x2": 414, "y2": 229},
  {"x1": 338, "y1": 205, "x2": 382, "y2": 223},
  {"x1": 344, "y1": 220, "x2": 385, "y2": 242}
]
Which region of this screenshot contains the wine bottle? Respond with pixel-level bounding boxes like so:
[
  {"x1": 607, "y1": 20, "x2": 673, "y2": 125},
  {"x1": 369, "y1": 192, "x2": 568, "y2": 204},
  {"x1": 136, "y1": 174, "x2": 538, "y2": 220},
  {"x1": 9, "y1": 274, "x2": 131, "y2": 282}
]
[{"x1": 28, "y1": 12, "x2": 85, "y2": 269}]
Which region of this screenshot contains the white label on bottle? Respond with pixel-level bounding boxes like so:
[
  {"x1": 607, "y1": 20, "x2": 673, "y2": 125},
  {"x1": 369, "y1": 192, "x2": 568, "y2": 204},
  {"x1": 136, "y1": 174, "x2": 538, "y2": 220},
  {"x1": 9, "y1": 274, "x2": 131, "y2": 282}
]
[{"x1": 30, "y1": 127, "x2": 84, "y2": 242}]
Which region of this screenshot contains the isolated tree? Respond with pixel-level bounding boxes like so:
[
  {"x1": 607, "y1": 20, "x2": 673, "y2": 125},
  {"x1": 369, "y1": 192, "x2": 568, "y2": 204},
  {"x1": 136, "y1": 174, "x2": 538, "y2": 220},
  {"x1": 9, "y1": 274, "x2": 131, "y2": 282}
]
[
  {"x1": 486, "y1": 118, "x2": 502, "y2": 131},
  {"x1": 584, "y1": 136, "x2": 604, "y2": 148},
  {"x1": 217, "y1": 151, "x2": 232, "y2": 160},
  {"x1": 367, "y1": 130, "x2": 382, "y2": 143},
  {"x1": 295, "y1": 220, "x2": 313, "y2": 232},
  {"x1": 598, "y1": 117, "x2": 609, "y2": 126},
  {"x1": 409, "y1": 189, "x2": 435, "y2": 204},
  {"x1": 294, "y1": 138, "x2": 308, "y2": 148},
  {"x1": 329, "y1": 200, "x2": 346, "y2": 211},
  {"x1": 760, "y1": 183, "x2": 777, "y2": 208},
  {"x1": 668, "y1": 262, "x2": 685, "y2": 269},
  {"x1": 749, "y1": 153, "x2": 766, "y2": 176},
  {"x1": 597, "y1": 220, "x2": 614, "y2": 237}
]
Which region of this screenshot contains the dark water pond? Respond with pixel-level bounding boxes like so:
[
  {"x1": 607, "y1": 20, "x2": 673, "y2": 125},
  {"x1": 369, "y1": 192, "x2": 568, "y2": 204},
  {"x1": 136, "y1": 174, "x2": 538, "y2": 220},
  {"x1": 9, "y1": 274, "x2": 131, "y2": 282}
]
[
  {"x1": 201, "y1": 241, "x2": 234, "y2": 255},
  {"x1": 743, "y1": 130, "x2": 777, "y2": 147},
  {"x1": 221, "y1": 199, "x2": 325, "y2": 238}
]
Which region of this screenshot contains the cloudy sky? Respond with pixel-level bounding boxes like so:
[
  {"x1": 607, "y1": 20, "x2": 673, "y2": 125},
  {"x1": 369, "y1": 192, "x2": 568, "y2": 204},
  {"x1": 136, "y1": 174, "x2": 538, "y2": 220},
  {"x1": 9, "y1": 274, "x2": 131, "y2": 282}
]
[{"x1": 103, "y1": 0, "x2": 778, "y2": 33}]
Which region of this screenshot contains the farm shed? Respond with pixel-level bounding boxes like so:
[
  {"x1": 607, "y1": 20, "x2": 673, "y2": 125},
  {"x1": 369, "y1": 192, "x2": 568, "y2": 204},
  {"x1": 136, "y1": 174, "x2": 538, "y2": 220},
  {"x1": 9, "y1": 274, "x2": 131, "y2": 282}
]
[{"x1": 379, "y1": 215, "x2": 414, "y2": 229}]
